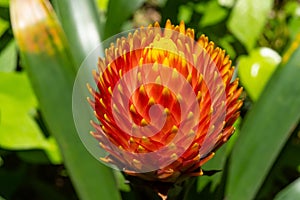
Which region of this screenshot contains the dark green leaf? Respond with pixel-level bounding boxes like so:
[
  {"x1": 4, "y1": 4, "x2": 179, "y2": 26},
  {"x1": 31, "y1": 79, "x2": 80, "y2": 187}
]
[
  {"x1": 17, "y1": 150, "x2": 51, "y2": 164},
  {"x1": 197, "y1": 145, "x2": 227, "y2": 193},
  {"x1": 197, "y1": 118, "x2": 241, "y2": 198},
  {"x1": 256, "y1": 128, "x2": 300, "y2": 199},
  {"x1": 104, "y1": 0, "x2": 146, "y2": 38}
]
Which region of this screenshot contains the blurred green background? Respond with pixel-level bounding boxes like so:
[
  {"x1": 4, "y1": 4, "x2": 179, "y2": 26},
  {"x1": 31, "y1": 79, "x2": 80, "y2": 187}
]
[{"x1": 1, "y1": 0, "x2": 300, "y2": 199}]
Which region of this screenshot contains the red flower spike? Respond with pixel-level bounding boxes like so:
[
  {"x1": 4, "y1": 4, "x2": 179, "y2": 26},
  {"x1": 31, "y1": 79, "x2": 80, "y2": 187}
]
[{"x1": 88, "y1": 20, "x2": 243, "y2": 195}]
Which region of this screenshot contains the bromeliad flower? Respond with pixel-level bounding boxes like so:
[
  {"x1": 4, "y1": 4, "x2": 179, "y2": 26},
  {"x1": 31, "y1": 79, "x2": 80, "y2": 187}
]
[{"x1": 83, "y1": 20, "x2": 242, "y2": 197}]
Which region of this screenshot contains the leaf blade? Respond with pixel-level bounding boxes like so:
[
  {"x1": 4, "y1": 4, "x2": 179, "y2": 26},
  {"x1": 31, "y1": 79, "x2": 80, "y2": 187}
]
[
  {"x1": 104, "y1": 0, "x2": 146, "y2": 38},
  {"x1": 52, "y1": 0, "x2": 103, "y2": 69},
  {"x1": 225, "y1": 45, "x2": 300, "y2": 199},
  {"x1": 274, "y1": 178, "x2": 300, "y2": 200},
  {"x1": 227, "y1": 0, "x2": 273, "y2": 51}
]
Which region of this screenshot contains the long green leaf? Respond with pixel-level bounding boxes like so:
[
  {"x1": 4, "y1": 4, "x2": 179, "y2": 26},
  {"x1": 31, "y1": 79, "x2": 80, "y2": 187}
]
[
  {"x1": 10, "y1": 1, "x2": 120, "y2": 200},
  {"x1": 225, "y1": 45, "x2": 300, "y2": 199},
  {"x1": 274, "y1": 178, "x2": 300, "y2": 200},
  {"x1": 52, "y1": 0, "x2": 103, "y2": 69},
  {"x1": 104, "y1": 0, "x2": 146, "y2": 38}
]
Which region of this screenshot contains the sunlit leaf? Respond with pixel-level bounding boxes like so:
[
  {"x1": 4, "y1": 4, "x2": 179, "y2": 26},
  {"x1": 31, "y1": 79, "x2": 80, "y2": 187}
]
[
  {"x1": 0, "y1": 72, "x2": 61, "y2": 164},
  {"x1": 0, "y1": 72, "x2": 46, "y2": 149},
  {"x1": 227, "y1": 0, "x2": 273, "y2": 51},
  {"x1": 226, "y1": 45, "x2": 300, "y2": 200},
  {"x1": 0, "y1": 17, "x2": 9, "y2": 37},
  {"x1": 238, "y1": 47, "x2": 281, "y2": 101},
  {"x1": 0, "y1": 40, "x2": 17, "y2": 72},
  {"x1": 284, "y1": 1, "x2": 300, "y2": 16},
  {"x1": 0, "y1": 0, "x2": 9, "y2": 7},
  {"x1": 96, "y1": 0, "x2": 109, "y2": 11}
]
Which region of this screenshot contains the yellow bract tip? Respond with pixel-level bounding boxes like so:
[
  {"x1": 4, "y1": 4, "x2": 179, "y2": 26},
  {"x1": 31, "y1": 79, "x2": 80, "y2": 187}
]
[{"x1": 141, "y1": 118, "x2": 148, "y2": 126}]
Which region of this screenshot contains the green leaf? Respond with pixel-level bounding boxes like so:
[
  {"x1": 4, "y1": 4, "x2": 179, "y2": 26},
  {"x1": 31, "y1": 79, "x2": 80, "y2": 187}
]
[
  {"x1": 113, "y1": 170, "x2": 131, "y2": 192},
  {"x1": 96, "y1": 0, "x2": 109, "y2": 11},
  {"x1": 0, "y1": 72, "x2": 61, "y2": 164},
  {"x1": 10, "y1": 1, "x2": 121, "y2": 200},
  {"x1": 225, "y1": 46, "x2": 300, "y2": 199},
  {"x1": 197, "y1": 145, "x2": 227, "y2": 194},
  {"x1": 238, "y1": 47, "x2": 281, "y2": 101},
  {"x1": 199, "y1": 1, "x2": 228, "y2": 27},
  {"x1": 104, "y1": 0, "x2": 146, "y2": 38},
  {"x1": 284, "y1": 1, "x2": 300, "y2": 16},
  {"x1": 0, "y1": 40, "x2": 17, "y2": 72},
  {"x1": 197, "y1": 118, "x2": 241, "y2": 195},
  {"x1": 274, "y1": 178, "x2": 300, "y2": 200},
  {"x1": 17, "y1": 150, "x2": 52, "y2": 164},
  {"x1": 227, "y1": 0, "x2": 273, "y2": 51},
  {"x1": 0, "y1": 0, "x2": 9, "y2": 7},
  {"x1": 178, "y1": 5, "x2": 193, "y2": 23},
  {"x1": 43, "y1": 136, "x2": 62, "y2": 164},
  {"x1": 288, "y1": 17, "x2": 300, "y2": 41},
  {"x1": 219, "y1": 35, "x2": 236, "y2": 58},
  {"x1": 0, "y1": 17, "x2": 9, "y2": 37},
  {"x1": 52, "y1": 0, "x2": 103, "y2": 69},
  {"x1": 0, "y1": 72, "x2": 46, "y2": 149},
  {"x1": 256, "y1": 130, "x2": 300, "y2": 199}
]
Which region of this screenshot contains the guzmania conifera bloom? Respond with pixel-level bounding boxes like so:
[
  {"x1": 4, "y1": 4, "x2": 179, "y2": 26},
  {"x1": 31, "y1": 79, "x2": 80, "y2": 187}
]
[{"x1": 88, "y1": 20, "x2": 243, "y2": 196}]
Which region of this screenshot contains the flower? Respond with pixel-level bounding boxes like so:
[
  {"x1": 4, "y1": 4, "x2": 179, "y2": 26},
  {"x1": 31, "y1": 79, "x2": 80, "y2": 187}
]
[{"x1": 88, "y1": 20, "x2": 243, "y2": 191}]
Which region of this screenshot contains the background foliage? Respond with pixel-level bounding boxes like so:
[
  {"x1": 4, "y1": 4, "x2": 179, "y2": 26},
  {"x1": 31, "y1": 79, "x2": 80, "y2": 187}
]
[{"x1": 1, "y1": 0, "x2": 300, "y2": 199}]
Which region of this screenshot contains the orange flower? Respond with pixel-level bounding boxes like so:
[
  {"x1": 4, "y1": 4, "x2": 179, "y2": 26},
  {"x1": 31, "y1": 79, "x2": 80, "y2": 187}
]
[{"x1": 88, "y1": 20, "x2": 243, "y2": 188}]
